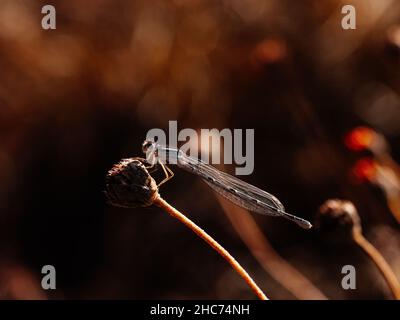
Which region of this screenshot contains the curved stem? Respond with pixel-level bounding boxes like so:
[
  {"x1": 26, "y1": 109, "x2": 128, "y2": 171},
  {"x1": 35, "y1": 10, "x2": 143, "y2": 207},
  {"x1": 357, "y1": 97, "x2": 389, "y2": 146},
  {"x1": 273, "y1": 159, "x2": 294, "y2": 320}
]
[
  {"x1": 387, "y1": 196, "x2": 400, "y2": 225},
  {"x1": 353, "y1": 230, "x2": 400, "y2": 300},
  {"x1": 217, "y1": 195, "x2": 327, "y2": 300},
  {"x1": 154, "y1": 195, "x2": 268, "y2": 300}
]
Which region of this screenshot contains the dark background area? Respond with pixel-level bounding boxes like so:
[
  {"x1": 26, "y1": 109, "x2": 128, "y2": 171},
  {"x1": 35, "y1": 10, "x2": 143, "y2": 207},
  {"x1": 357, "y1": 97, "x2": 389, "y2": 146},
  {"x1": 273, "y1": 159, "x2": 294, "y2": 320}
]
[{"x1": 0, "y1": 0, "x2": 400, "y2": 299}]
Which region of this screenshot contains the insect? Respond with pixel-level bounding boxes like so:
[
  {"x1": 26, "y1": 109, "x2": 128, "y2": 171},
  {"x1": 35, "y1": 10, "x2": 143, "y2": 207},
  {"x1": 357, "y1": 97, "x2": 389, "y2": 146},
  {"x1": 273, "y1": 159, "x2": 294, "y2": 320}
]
[{"x1": 142, "y1": 139, "x2": 312, "y2": 229}]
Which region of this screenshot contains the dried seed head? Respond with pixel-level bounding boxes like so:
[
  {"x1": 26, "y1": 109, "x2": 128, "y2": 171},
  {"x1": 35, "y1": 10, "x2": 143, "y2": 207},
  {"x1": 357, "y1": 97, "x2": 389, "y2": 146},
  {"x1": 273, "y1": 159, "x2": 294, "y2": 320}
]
[
  {"x1": 316, "y1": 199, "x2": 361, "y2": 239},
  {"x1": 105, "y1": 158, "x2": 158, "y2": 208}
]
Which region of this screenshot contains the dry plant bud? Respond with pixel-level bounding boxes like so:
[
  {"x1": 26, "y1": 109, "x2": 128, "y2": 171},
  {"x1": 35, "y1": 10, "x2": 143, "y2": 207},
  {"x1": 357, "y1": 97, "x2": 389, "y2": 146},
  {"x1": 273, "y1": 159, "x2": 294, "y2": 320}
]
[
  {"x1": 317, "y1": 200, "x2": 400, "y2": 299},
  {"x1": 316, "y1": 199, "x2": 361, "y2": 239},
  {"x1": 105, "y1": 158, "x2": 158, "y2": 208}
]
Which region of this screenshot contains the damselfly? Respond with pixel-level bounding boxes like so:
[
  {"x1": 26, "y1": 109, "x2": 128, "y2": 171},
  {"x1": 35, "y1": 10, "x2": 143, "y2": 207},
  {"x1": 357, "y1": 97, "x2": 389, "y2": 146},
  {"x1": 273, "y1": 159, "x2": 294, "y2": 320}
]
[{"x1": 142, "y1": 140, "x2": 312, "y2": 229}]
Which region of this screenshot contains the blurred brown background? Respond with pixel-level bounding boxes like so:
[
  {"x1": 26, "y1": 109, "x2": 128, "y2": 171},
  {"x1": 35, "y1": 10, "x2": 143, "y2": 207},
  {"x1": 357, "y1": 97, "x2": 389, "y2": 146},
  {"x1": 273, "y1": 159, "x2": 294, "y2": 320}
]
[{"x1": 1, "y1": 0, "x2": 400, "y2": 299}]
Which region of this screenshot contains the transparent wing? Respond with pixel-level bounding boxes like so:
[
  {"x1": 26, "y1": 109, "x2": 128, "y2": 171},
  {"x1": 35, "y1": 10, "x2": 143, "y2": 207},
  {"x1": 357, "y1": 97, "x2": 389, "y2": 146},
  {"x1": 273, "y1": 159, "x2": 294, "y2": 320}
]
[{"x1": 175, "y1": 152, "x2": 312, "y2": 229}]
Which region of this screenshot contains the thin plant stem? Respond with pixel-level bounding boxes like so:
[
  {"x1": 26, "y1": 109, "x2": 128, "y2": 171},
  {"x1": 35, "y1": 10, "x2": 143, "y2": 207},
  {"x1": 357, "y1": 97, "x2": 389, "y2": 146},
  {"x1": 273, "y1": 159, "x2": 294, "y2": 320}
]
[
  {"x1": 352, "y1": 229, "x2": 400, "y2": 300},
  {"x1": 154, "y1": 194, "x2": 268, "y2": 300},
  {"x1": 387, "y1": 196, "x2": 400, "y2": 225},
  {"x1": 376, "y1": 155, "x2": 400, "y2": 224},
  {"x1": 217, "y1": 195, "x2": 328, "y2": 300}
]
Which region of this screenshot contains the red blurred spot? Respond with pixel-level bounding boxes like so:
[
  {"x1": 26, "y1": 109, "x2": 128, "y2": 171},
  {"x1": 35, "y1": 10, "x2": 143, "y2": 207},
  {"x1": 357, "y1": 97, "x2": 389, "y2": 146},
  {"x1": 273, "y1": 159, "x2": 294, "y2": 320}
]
[
  {"x1": 254, "y1": 38, "x2": 287, "y2": 64},
  {"x1": 345, "y1": 127, "x2": 375, "y2": 151},
  {"x1": 352, "y1": 158, "x2": 377, "y2": 181}
]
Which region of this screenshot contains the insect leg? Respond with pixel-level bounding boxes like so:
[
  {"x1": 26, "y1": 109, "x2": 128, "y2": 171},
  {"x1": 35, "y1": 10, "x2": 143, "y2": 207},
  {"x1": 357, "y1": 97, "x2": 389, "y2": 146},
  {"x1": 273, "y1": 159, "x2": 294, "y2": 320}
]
[{"x1": 157, "y1": 162, "x2": 175, "y2": 187}]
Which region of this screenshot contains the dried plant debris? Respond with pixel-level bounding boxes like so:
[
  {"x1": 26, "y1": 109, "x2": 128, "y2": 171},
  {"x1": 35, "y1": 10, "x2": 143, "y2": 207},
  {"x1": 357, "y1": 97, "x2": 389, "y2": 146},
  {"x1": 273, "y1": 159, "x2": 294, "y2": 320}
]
[{"x1": 105, "y1": 158, "x2": 158, "y2": 208}]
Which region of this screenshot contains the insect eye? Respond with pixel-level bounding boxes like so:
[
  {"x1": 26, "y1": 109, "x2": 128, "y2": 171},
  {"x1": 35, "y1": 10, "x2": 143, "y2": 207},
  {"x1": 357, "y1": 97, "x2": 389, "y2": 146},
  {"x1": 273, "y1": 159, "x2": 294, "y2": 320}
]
[{"x1": 142, "y1": 140, "x2": 153, "y2": 153}]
